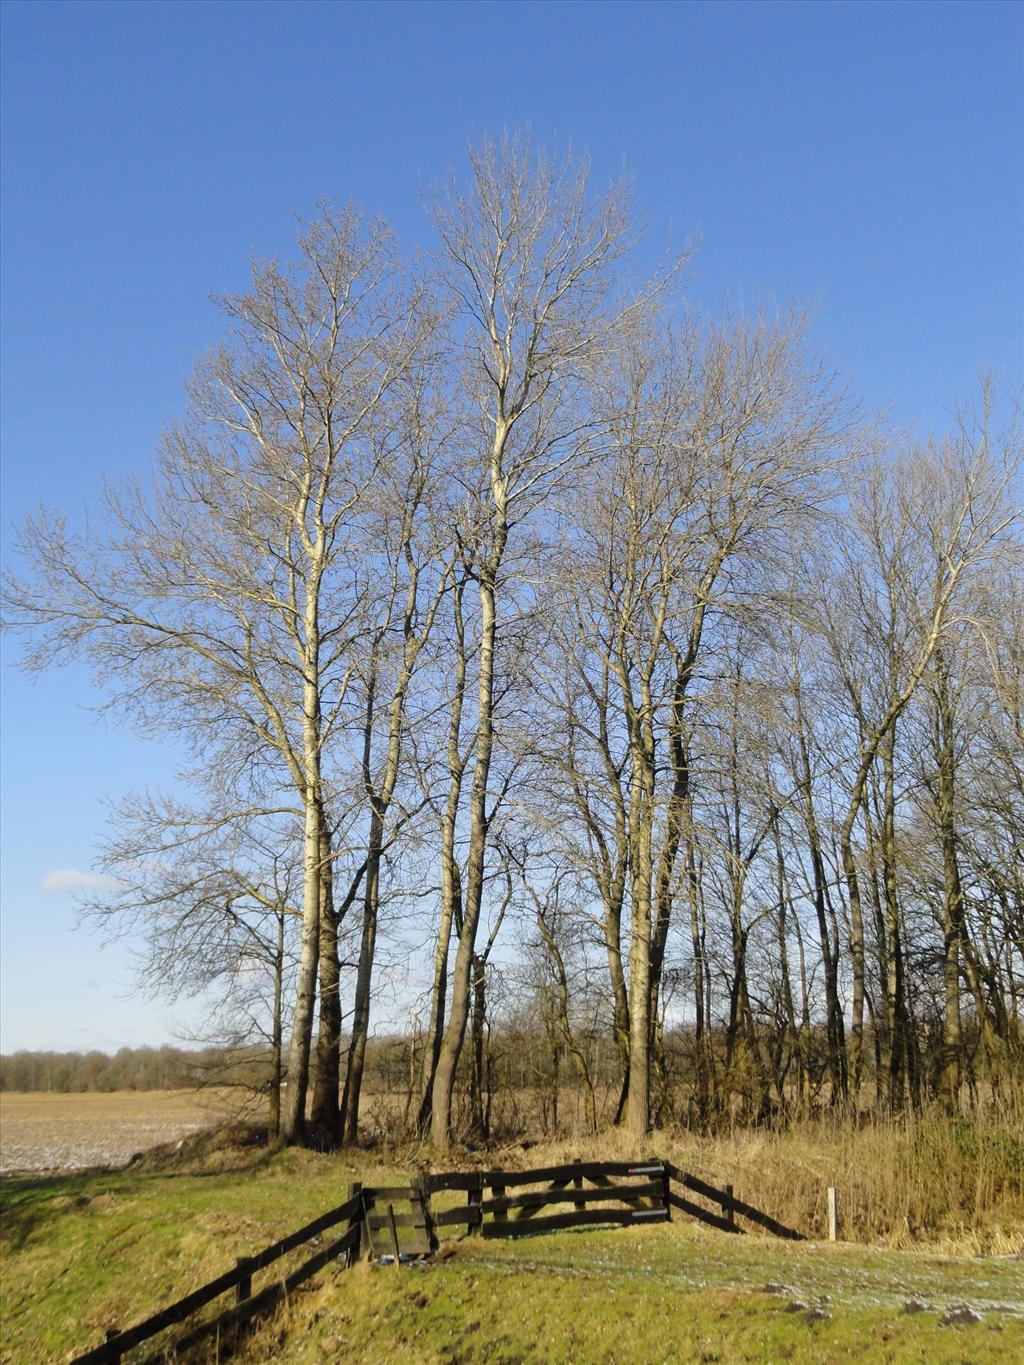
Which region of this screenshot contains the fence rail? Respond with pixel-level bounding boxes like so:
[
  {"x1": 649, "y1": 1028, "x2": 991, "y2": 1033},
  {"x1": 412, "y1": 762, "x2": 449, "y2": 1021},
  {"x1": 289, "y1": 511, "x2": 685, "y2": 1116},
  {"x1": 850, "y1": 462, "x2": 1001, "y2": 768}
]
[
  {"x1": 663, "y1": 1162, "x2": 803, "y2": 1240},
  {"x1": 71, "y1": 1156, "x2": 801, "y2": 1362}
]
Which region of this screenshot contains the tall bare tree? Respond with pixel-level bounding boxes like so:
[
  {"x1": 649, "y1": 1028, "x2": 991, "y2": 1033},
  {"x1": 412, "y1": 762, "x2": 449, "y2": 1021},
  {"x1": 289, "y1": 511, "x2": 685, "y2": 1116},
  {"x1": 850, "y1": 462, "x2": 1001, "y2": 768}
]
[
  {"x1": 821, "y1": 414, "x2": 1020, "y2": 1102},
  {"x1": 550, "y1": 308, "x2": 851, "y2": 1134},
  {"x1": 4, "y1": 205, "x2": 431, "y2": 1144},
  {"x1": 425, "y1": 134, "x2": 645, "y2": 1150}
]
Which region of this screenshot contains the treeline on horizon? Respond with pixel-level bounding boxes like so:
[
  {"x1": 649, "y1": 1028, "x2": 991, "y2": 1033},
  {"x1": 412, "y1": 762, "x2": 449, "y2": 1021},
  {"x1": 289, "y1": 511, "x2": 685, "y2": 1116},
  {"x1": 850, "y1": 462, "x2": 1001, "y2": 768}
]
[
  {"x1": 0, "y1": 1045, "x2": 239, "y2": 1094},
  {"x1": 3, "y1": 134, "x2": 1021, "y2": 1151}
]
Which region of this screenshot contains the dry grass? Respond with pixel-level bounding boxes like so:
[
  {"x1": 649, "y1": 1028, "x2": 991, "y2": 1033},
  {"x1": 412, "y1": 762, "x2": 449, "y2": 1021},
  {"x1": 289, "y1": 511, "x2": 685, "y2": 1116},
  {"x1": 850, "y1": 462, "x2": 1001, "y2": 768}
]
[
  {"x1": 375, "y1": 1099, "x2": 1024, "y2": 1254},
  {"x1": 2, "y1": 1087, "x2": 1021, "y2": 1252}
]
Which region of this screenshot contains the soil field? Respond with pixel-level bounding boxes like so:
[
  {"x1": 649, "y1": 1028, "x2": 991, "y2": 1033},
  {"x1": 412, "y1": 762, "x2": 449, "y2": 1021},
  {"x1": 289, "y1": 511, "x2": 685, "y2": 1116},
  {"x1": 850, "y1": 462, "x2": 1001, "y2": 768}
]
[{"x1": 0, "y1": 1090, "x2": 244, "y2": 1173}]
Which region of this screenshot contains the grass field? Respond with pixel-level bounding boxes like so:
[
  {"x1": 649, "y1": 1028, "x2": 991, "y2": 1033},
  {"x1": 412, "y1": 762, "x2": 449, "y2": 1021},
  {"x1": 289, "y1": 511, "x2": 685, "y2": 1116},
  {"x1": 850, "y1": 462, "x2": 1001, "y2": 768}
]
[
  {"x1": 236, "y1": 1230, "x2": 1024, "y2": 1364},
  {"x1": 1, "y1": 1092, "x2": 1022, "y2": 1362}
]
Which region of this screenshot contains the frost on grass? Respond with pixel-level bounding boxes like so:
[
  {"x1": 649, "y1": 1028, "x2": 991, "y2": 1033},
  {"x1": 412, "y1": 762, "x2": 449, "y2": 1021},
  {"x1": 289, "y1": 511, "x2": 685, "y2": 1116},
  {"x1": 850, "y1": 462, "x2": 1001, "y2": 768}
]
[{"x1": 941, "y1": 1304, "x2": 982, "y2": 1326}]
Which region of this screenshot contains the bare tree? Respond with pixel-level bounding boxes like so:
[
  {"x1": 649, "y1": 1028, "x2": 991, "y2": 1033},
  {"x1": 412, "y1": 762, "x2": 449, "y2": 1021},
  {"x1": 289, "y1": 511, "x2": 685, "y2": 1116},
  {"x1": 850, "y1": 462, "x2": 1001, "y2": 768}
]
[
  {"x1": 4, "y1": 204, "x2": 431, "y2": 1144},
  {"x1": 821, "y1": 409, "x2": 1020, "y2": 1102},
  {"x1": 78, "y1": 785, "x2": 301, "y2": 1138},
  {"x1": 424, "y1": 134, "x2": 647, "y2": 1150},
  {"x1": 549, "y1": 308, "x2": 851, "y2": 1134}
]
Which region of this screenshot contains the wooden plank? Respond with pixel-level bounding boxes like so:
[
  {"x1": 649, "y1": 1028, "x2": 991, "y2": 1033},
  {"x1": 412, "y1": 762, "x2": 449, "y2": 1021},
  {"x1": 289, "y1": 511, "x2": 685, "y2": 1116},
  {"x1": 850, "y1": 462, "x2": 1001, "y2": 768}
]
[
  {"x1": 71, "y1": 1262, "x2": 253, "y2": 1361},
  {"x1": 387, "y1": 1205, "x2": 402, "y2": 1266},
  {"x1": 496, "y1": 1160, "x2": 664, "y2": 1187},
  {"x1": 663, "y1": 1163, "x2": 727, "y2": 1205},
  {"x1": 361, "y1": 1189, "x2": 376, "y2": 1260},
  {"x1": 425, "y1": 1171, "x2": 484, "y2": 1192},
  {"x1": 427, "y1": 1161, "x2": 663, "y2": 1193},
  {"x1": 491, "y1": 1179, "x2": 506, "y2": 1227},
  {"x1": 239, "y1": 1194, "x2": 362, "y2": 1275},
  {"x1": 346, "y1": 1183, "x2": 363, "y2": 1264},
  {"x1": 479, "y1": 1180, "x2": 663, "y2": 1216},
  {"x1": 367, "y1": 1211, "x2": 429, "y2": 1230},
  {"x1": 730, "y1": 1194, "x2": 803, "y2": 1241},
  {"x1": 667, "y1": 1190, "x2": 743, "y2": 1235},
  {"x1": 588, "y1": 1170, "x2": 649, "y2": 1212},
  {"x1": 482, "y1": 1206, "x2": 668, "y2": 1239},
  {"x1": 660, "y1": 1163, "x2": 672, "y2": 1222},
  {"x1": 664, "y1": 1162, "x2": 802, "y2": 1240},
  {"x1": 572, "y1": 1156, "x2": 585, "y2": 1214},
  {"x1": 412, "y1": 1172, "x2": 437, "y2": 1253},
  {"x1": 512, "y1": 1176, "x2": 571, "y2": 1221}
]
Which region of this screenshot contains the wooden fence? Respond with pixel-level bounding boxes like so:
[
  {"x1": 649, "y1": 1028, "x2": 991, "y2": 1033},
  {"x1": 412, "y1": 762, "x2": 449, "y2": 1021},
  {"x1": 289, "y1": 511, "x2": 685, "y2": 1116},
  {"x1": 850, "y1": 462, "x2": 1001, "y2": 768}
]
[
  {"x1": 71, "y1": 1158, "x2": 801, "y2": 1362},
  {"x1": 427, "y1": 1158, "x2": 670, "y2": 1237}
]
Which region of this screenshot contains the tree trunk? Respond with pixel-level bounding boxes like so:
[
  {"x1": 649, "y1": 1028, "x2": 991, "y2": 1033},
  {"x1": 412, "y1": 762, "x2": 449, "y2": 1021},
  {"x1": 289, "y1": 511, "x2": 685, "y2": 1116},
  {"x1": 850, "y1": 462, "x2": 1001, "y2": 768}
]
[
  {"x1": 934, "y1": 653, "x2": 967, "y2": 1111},
  {"x1": 418, "y1": 579, "x2": 468, "y2": 1133},
  {"x1": 310, "y1": 815, "x2": 340, "y2": 1142},
  {"x1": 281, "y1": 549, "x2": 325, "y2": 1145},
  {"x1": 840, "y1": 773, "x2": 870, "y2": 1104},
  {"x1": 624, "y1": 719, "x2": 655, "y2": 1138},
  {"x1": 684, "y1": 807, "x2": 710, "y2": 1119},
  {"x1": 793, "y1": 682, "x2": 847, "y2": 1101},
  {"x1": 340, "y1": 813, "x2": 383, "y2": 1144},
  {"x1": 268, "y1": 907, "x2": 285, "y2": 1142},
  {"x1": 431, "y1": 555, "x2": 503, "y2": 1150},
  {"x1": 281, "y1": 783, "x2": 322, "y2": 1143},
  {"x1": 879, "y1": 733, "x2": 911, "y2": 1112},
  {"x1": 469, "y1": 953, "x2": 487, "y2": 1138},
  {"x1": 417, "y1": 858, "x2": 458, "y2": 1132}
]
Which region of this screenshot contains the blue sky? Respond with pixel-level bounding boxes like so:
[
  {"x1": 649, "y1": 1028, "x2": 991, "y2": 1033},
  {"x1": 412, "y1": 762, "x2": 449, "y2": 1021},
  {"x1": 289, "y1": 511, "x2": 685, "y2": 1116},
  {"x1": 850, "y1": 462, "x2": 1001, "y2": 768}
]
[{"x1": 2, "y1": 0, "x2": 1021, "y2": 1051}]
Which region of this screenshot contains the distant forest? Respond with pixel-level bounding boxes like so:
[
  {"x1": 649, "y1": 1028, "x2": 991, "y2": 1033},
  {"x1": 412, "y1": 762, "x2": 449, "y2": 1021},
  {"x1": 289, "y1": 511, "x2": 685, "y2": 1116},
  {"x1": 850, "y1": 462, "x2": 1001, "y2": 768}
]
[{"x1": 0, "y1": 1046, "x2": 251, "y2": 1094}]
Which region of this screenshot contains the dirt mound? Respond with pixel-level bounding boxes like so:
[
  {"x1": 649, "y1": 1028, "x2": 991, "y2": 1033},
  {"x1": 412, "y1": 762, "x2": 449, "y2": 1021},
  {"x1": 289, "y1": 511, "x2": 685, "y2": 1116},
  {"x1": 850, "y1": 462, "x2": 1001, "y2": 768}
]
[{"x1": 125, "y1": 1120, "x2": 268, "y2": 1173}]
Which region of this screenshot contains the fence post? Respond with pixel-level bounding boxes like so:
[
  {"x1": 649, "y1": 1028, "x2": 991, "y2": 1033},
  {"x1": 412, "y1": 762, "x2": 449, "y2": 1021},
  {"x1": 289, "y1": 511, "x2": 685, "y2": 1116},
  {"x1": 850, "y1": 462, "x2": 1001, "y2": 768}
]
[
  {"x1": 724, "y1": 1184, "x2": 735, "y2": 1231},
  {"x1": 350, "y1": 1181, "x2": 374, "y2": 1260},
  {"x1": 467, "y1": 1173, "x2": 483, "y2": 1234},
  {"x1": 573, "y1": 1156, "x2": 585, "y2": 1213},
  {"x1": 660, "y1": 1161, "x2": 671, "y2": 1220},
  {"x1": 234, "y1": 1256, "x2": 253, "y2": 1305},
  {"x1": 346, "y1": 1182, "x2": 363, "y2": 1265},
  {"x1": 413, "y1": 1171, "x2": 435, "y2": 1252},
  {"x1": 103, "y1": 1327, "x2": 122, "y2": 1364},
  {"x1": 827, "y1": 1186, "x2": 839, "y2": 1242},
  {"x1": 491, "y1": 1175, "x2": 506, "y2": 1229}
]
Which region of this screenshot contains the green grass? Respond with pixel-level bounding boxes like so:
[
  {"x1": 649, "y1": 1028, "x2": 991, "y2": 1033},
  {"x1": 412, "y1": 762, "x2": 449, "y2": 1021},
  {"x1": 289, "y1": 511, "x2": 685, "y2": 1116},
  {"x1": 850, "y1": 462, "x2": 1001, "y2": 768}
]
[
  {"x1": 237, "y1": 1226, "x2": 1024, "y2": 1364},
  {"x1": 2, "y1": 1151, "x2": 1022, "y2": 1364},
  {"x1": 1, "y1": 1148, "x2": 389, "y2": 1362}
]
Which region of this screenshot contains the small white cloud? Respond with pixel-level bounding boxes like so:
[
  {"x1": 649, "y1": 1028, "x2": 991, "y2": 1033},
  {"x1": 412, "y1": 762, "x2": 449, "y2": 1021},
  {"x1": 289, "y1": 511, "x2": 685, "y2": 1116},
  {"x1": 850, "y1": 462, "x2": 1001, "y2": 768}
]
[{"x1": 41, "y1": 868, "x2": 122, "y2": 894}]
